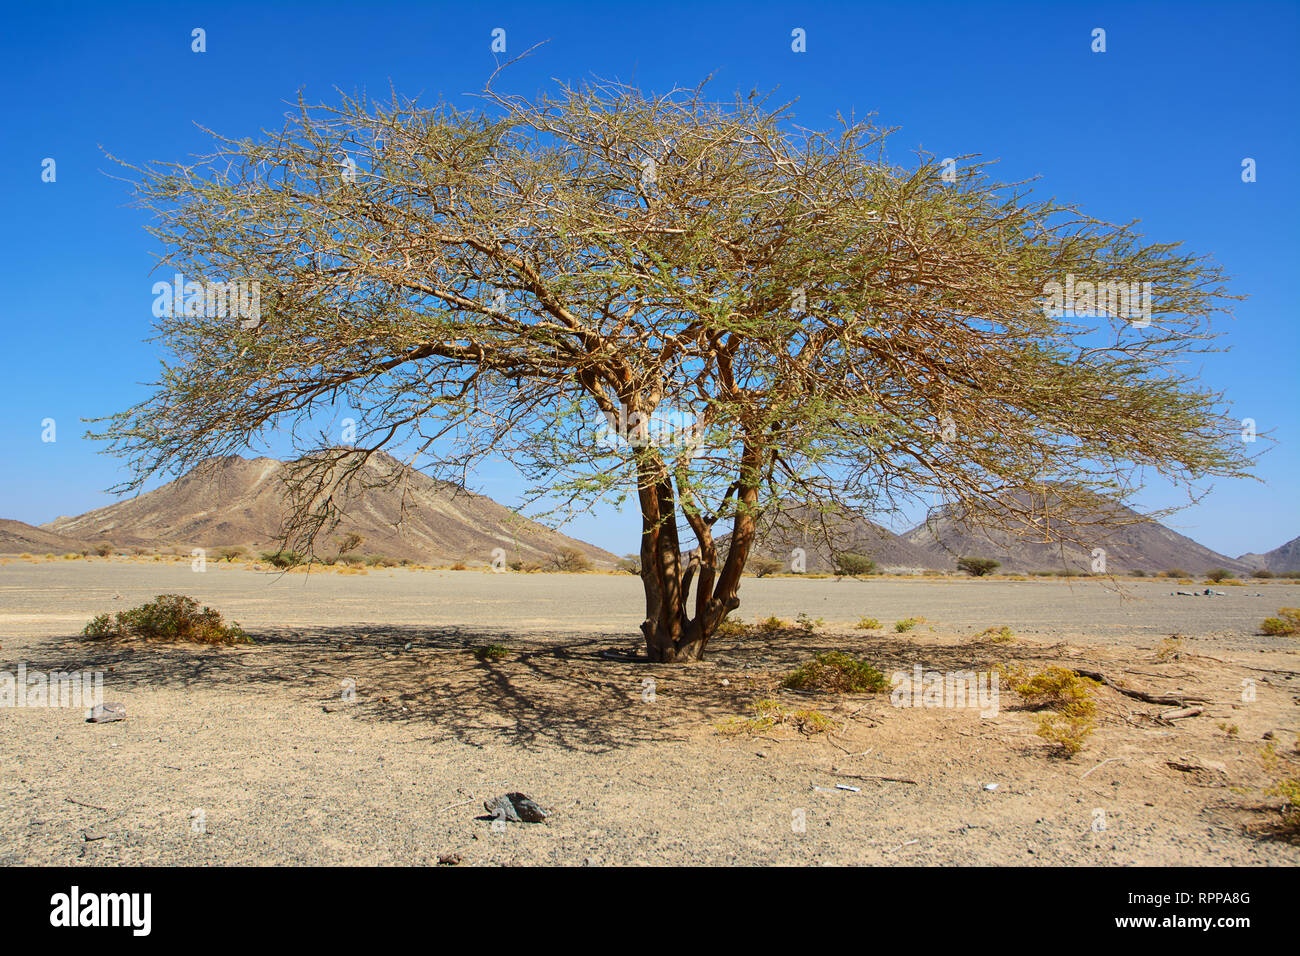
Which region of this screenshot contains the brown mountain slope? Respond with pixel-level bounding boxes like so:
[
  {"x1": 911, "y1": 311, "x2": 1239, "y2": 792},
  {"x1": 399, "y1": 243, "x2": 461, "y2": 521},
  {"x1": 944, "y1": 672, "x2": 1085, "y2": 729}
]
[
  {"x1": 42, "y1": 452, "x2": 617, "y2": 567},
  {"x1": 1238, "y1": 535, "x2": 1300, "y2": 574},
  {"x1": 718, "y1": 504, "x2": 936, "y2": 573},
  {"x1": 0, "y1": 519, "x2": 87, "y2": 555},
  {"x1": 903, "y1": 494, "x2": 1250, "y2": 575}
]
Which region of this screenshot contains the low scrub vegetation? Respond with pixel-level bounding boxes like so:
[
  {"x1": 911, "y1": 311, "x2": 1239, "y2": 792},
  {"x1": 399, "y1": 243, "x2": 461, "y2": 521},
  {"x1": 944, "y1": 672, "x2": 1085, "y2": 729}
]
[
  {"x1": 855, "y1": 616, "x2": 881, "y2": 630},
  {"x1": 549, "y1": 547, "x2": 593, "y2": 572},
  {"x1": 957, "y1": 556, "x2": 1000, "y2": 577},
  {"x1": 83, "y1": 594, "x2": 250, "y2": 645},
  {"x1": 999, "y1": 664, "x2": 1099, "y2": 756},
  {"x1": 976, "y1": 625, "x2": 1014, "y2": 644},
  {"x1": 1154, "y1": 636, "x2": 1185, "y2": 662},
  {"x1": 717, "y1": 698, "x2": 836, "y2": 736},
  {"x1": 833, "y1": 553, "x2": 876, "y2": 577},
  {"x1": 473, "y1": 644, "x2": 510, "y2": 662},
  {"x1": 894, "y1": 617, "x2": 922, "y2": 632},
  {"x1": 781, "y1": 651, "x2": 892, "y2": 693},
  {"x1": 714, "y1": 616, "x2": 750, "y2": 639},
  {"x1": 1260, "y1": 608, "x2": 1300, "y2": 637},
  {"x1": 1261, "y1": 740, "x2": 1300, "y2": 836}
]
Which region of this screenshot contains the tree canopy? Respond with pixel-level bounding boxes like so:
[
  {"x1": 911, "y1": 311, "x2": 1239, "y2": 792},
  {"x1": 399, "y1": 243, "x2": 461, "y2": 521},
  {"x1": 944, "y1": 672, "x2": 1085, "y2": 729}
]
[{"x1": 96, "y1": 79, "x2": 1253, "y2": 660}]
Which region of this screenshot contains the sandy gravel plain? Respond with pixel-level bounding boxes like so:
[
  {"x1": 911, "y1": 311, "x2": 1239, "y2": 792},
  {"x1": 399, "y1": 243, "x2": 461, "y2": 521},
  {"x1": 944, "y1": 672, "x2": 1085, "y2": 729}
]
[{"x1": 2, "y1": 559, "x2": 1298, "y2": 865}]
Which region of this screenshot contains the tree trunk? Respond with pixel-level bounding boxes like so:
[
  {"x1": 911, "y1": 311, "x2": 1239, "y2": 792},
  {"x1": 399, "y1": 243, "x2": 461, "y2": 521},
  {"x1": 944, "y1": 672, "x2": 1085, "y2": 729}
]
[{"x1": 636, "y1": 443, "x2": 761, "y2": 662}]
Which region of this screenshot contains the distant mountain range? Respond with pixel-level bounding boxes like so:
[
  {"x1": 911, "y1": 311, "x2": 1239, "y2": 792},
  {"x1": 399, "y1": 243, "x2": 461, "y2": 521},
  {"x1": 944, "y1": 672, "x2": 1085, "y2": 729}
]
[
  {"x1": 19, "y1": 452, "x2": 616, "y2": 568},
  {"x1": 1, "y1": 456, "x2": 1293, "y2": 574},
  {"x1": 1237, "y1": 535, "x2": 1300, "y2": 574},
  {"x1": 732, "y1": 494, "x2": 1291, "y2": 575}
]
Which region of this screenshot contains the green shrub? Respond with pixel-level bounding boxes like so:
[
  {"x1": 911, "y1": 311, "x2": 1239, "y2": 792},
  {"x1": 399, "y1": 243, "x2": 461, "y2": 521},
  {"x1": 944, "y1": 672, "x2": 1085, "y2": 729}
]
[
  {"x1": 716, "y1": 698, "x2": 835, "y2": 736},
  {"x1": 260, "y1": 550, "x2": 303, "y2": 568},
  {"x1": 855, "y1": 616, "x2": 881, "y2": 630},
  {"x1": 714, "y1": 616, "x2": 750, "y2": 639},
  {"x1": 1260, "y1": 608, "x2": 1300, "y2": 637},
  {"x1": 976, "y1": 625, "x2": 1014, "y2": 643},
  {"x1": 957, "y1": 556, "x2": 1000, "y2": 577},
  {"x1": 781, "y1": 651, "x2": 892, "y2": 693},
  {"x1": 473, "y1": 644, "x2": 510, "y2": 662},
  {"x1": 1206, "y1": 568, "x2": 1231, "y2": 583},
  {"x1": 82, "y1": 594, "x2": 250, "y2": 645},
  {"x1": 999, "y1": 664, "x2": 1099, "y2": 757},
  {"x1": 1252, "y1": 568, "x2": 1274, "y2": 579},
  {"x1": 834, "y1": 552, "x2": 876, "y2": 577},
  {"x1": 795, "y1": 612, "x2": 823, "y2": 634},
  {"x1": 894, "y1": 617, "x2": 920, "y2": 632},
  {"x1": 757, "y1": 615, "x2": 790, "y2": 633}
]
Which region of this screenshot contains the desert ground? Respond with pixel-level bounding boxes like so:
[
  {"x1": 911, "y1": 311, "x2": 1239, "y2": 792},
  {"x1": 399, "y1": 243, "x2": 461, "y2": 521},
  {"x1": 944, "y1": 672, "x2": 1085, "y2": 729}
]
[{"x1": 1, "y1": 558, "x2": 1298, "y2": 865}]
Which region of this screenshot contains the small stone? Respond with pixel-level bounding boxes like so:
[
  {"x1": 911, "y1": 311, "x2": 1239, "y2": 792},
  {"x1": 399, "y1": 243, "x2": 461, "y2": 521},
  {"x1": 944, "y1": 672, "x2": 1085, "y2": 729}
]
[
  {"x1": 437, "y1": 852, "x2": 462, "y2": 865},
  {"x1": 87, "y1": 703, "x2": 126, "y2": 723},
  {"x1": 483, "y1": 792, "x2": 547, "y2": 823}
]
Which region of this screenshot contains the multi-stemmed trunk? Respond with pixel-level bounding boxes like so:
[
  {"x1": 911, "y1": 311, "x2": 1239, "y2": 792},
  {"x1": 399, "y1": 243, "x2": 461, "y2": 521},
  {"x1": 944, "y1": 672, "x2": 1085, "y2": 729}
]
[{"x1": 635, "y1": 444, "x2": 762, "y2": 662}]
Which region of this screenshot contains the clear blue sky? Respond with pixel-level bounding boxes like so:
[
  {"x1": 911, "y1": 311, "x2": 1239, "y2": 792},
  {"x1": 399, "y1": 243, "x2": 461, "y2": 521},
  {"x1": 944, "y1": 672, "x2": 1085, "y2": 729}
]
[{"x1": 2, "y1": 0, "x2": 1296, "y2": 558}]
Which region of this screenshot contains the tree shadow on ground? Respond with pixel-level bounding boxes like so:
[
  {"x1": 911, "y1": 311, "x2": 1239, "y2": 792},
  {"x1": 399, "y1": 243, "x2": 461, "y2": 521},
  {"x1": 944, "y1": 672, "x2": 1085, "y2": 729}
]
[{"x1": 25, "y1": 624, "x2": 1136, "y2": 754}]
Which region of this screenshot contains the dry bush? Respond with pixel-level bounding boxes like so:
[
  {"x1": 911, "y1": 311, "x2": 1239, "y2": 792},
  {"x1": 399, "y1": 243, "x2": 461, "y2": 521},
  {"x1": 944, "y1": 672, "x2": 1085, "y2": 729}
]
[
  {"x1": 550, "y1": 547, "x2": 593, "y2": 572},
  {"x1": 781, "y1": 652, "x2": 892, "y2": 693},
  {"x1": 1260, "y1": 608, "x2": 1300, "y2": 637},
  {"x1": 717, "y1": 699, "x2": 836, "y2": 736},
  {"x1": 83, "y1": 594, "x2": 250, "y2": 645},
  {"x1": 1000, "y1": 664, "x2": 1099, "y2": 756}
]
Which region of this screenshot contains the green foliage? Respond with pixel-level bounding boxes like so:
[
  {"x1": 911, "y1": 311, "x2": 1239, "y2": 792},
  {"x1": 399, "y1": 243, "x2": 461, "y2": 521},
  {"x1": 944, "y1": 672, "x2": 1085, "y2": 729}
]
[
  {"x1": 92, "y1": 82, "x2": 1256, "y2": 664},
  {"x1": 976, "y1": 625, "x2": 1014, "y2": 643},
  {"x1": 1260, "y1": 608, "x2": 1300, "y2": 637},
  {"x1": 1206, "y1": 568, "x2": 1231, "y2": 583},
  {"x1": 714, "y1": 616, "x2": 750, "y2": 639},
  {"x1": 716, "y1": 699, "x2": 836, "y2": 736},
  {"x1": 82, "y1": 594, "x2": 250, "y2": 645},
  {"x1": 1000, "y1": 664, "x2": 1099, "y2": 757},
  {"x1": 781, "y1": 651, "x2": 892, "y2": 693},
  {"x1": 260, "y1": 550, "x2": 303, "y2": 568},
  {"x1": 957, "y1": 556, "x2": 1000, "y2": 577},
  {"x1": 1251, "y1": 568, "x2": 1274, "y2": 579},
  {"x1": 795, "y1": 612, "x2": 823, "y2": 634},
  {"x1": 1261, "y1": 742, "x2": 1300, "y2": 835},
  {"x1": 473, "y1": 644, "x2": 510, "y2": 662},
  {"x1": 855, "y1": 616, "x2": 881, "y2": 630},
  {"x1": 894, "y1": 617, "x2": 920, "y2": 632},
  {"x1": 616, "y1": 554, "x2": 641, "y2": 574},
  {"x1": 834, "y1": 552, "x2": 876, "y2": 577}
]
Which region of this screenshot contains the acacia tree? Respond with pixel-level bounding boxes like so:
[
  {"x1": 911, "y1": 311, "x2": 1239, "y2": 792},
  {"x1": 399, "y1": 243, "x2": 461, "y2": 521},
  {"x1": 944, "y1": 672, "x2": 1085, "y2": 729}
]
[{"x1": 97, "y1": 80, "x2": 1252, "y2": 662}]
